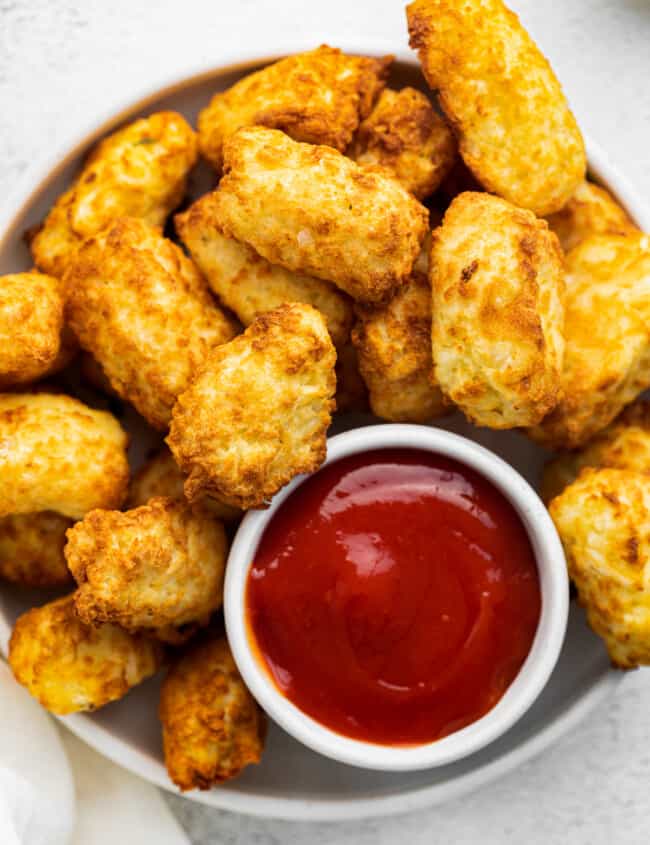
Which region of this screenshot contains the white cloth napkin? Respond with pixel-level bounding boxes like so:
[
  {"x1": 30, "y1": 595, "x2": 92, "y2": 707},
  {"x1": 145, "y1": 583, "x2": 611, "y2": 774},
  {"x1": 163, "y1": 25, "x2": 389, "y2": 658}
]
[{"x1": 0, "y1": 662, "x2": 190, "y2": 845}]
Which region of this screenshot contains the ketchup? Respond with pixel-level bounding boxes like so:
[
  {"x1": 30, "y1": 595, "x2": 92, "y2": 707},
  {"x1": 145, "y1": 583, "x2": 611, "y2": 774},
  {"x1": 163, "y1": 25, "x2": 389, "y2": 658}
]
[{"x1": 246, "y1": 449, "x2": 541, "y2": 746}]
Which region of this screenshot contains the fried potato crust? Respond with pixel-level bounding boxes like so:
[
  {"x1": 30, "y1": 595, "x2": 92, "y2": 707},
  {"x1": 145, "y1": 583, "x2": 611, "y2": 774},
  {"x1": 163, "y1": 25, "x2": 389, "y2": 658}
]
[
  {"x1": 121, "y1": 449, "x2": 234, "y2": 645},
  {"x1": 9, "y1": 594, "x2": 163, "y2": 714},
  {"x1": 197, "y1": 45, "x2": 391, "y2": 170},
  {"x1": 563, "y1": 233, "x2": 650, "y2": 320},
  {"x1": 430, "y1": 192, "x2": 565, "y2": 428},
  {"x1": 211, "y1": 126, "x2": 429, "y2": 304},
  {"x1": 407, "y1": 0, "x2": 586, "y2": 215},
  {"x1": 175, "y1": 192, "x2": 353, "y2": 347},
  {"x1": 541, "y1": 402, "x2": 650, "y2": 503},
  {"x1": 167, "y1": 303, "x2": 336, "y2": 509},
  {"x1": 0, "y1": 393, "x2": 129, "y2": 519},
  {"x1": 67, "y1": 497, "x2": 227, "y2": 631},
  {"x1": 0, "y1": 273, "x2": 64, "y2": 388},
  {"x1": 160, "y1": 634, "x2": 266, "y2": 790},
  {"x1": 530, "y1": 234, "x2": 650, "y2": 448},
  {"x1": 127, "y1": 448, "x2": 187, "y2": 506},
  {"x1": 546, "y1": 180, "x2": 637, "y2": 253},
  {"x1": 0, "y1": 512, "x2": 72, "y2": 588},
  {"x1": 549, "y1": 468, "x2": 650, "y2": 668},
  {"x1": 31, "y1": 112, "x2": 198, "y2": 278},
  {"x1": 128, "y1": 446, "x2": 241, "y2": 522},
  {"x1": 353, "y1": 271, "x2": 446, "y2": 422},
  {"x1": 350, "y1": 87, "x2": 456, "y2": 200},
  {"x1": 65, "y1": 217, "x2": 238, "y2": 429}
]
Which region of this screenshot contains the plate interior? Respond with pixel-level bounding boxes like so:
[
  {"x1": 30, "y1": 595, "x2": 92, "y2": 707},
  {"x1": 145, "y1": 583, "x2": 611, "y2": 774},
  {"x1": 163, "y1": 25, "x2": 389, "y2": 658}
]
[{"x1": 0, "y1": 55, "x2": 626, "y2": 819}]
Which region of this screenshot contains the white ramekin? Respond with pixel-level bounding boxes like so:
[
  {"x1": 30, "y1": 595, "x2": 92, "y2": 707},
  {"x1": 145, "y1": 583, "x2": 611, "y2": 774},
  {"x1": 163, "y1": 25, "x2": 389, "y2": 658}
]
[{"x1": 224, "y1": 423, "x2": 569, "y2": 772}]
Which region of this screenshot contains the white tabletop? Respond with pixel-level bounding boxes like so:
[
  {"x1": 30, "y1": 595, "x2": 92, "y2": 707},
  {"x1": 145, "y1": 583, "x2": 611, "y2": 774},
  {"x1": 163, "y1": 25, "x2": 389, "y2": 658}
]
[{"x1": 2, "y1": 1, "x2": 649, "y2": 842}]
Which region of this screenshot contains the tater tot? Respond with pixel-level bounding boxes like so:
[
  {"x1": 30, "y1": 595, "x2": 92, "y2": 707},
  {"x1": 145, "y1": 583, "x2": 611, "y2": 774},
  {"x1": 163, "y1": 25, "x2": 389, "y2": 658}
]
[
  {"x1": 0, "y1": 393, "x2": 129, "y2": 519},
  {"x1": 430, "y1": 192, "x2": 565, "y2": 429},
  {"x1": 549, "y1": 468, "x2": 650, "y2": 668},
  {"x1": 530, "y1": 235, "x2": 650, "y2": 448},
  {"x1": 0, "y1": 273, "x2": 64, "y2": 388},
  {"x1": 160, "y1": 633, "x2": 266, "y2": 790},
  {"x1": 350, "y1": 87, "x2": 456, "y2": 199},
  {"x1": 0, "y1": 512, "x2": 72, "y2": 588},
  {"x1": 128, "y1": 446, "x2": 241, "y2": 522},
  {"x1": 562, "y1": 233, "x2": 650, "y2": 321},
  {"x1": 197, "y1": 45, "x2": 390, "y2": 171},
  {"x1": 9, "y1": 594, "x2": 163, "y2": 714},
  {"x1": 541, "y1": 401, "x2": 650, "y2": 503},
  {"x1": 65, "y1": 217, "x2": 238, "y2": 429},
  {"x1": 407, "y1": 0, "x2": 586, "y2": 215},
  {"x1": 129, "y1": 454, "x2": 238, "y2": 641},
  {"x1": 67, "y1": 497, "x2": 227, "y2": 632},
  {"x1": 175, "y1": 192, "x2": 353, "y2": 348},
  {"x1": 31, "y1": 112, "x2": 198, "y2": 278},
  {"x1": 546, "y1": 180, "x2": 637, "y2": 253},
  {"x1": 210, "y1": 126, "x2": 429, "y2": 304},
  {"x1": 353, "y1": 271, "x2": 446, "y2": 422},
  {"x1": 167, "y1": 303, "x2": 336, "y2": 509},
  {"x1": 127, "y1": 448, "x2": 186, "y2": 506}
]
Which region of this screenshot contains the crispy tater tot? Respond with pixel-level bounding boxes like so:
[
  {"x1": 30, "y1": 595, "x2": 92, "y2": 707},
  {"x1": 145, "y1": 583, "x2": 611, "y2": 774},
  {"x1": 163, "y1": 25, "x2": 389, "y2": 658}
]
[
  {"x1": 0, "y1": 273, "x2": 64, "y2": 388},
  {"x1": 67, "y1": 497, "x2": 227, "y2": 632},
  {"x1": 160, "y1": 633, "x2": 266, "y2": 790},
  {"x1": 530, "y1": 235, "x2": 650, "y2": 448},
  {"x1": 197, "y1": 45, "x2": 390, "y2": 171},
  {"x1": 9, "y1": 594, "x2": 163, "y2": 714},
  {"x1": 541, "y1": 401, "x2": 650, "y2": 503},
  {"x1": 167, "y1": 303, "x2": 336, "y2": 509},
  {"x1": 546, "y1": 180, "x2": 637, "y2": 253},
  {"x1": 129, "y1": 448, "x2": 241, "y2": 598},
  {"x1": 353, "y1": 271, "x2": 446, "y2": 422},
  {"x1": 127, "y1": 448, "x2": 186, "y2": 506},
  {"x1": 350, "y1": 87, "x2": 456, "y2": 200},
  {"x1": 407, "y1": 0, "x2": 586, "y2": 215},
  {"x1": 175, "y1": 192, "x2": 353, "y2": 348},
  {"x1": 65, "y1": 217, "x2": 238, "y2": 430},
  {"x1": 0, "y1": 512, "x2": 72, "y2": 588},
  {"x1": 0, "y1": 393, "x2": 129, "y2": 519},
  {"x1": 210, "y1": 126, "x2": 428, "y2": 304},
  {"x1": 549, "y1": 468, "x2": 650, "y2": 668},
  {"x1": 562, "y1": 233, "x2": 650, "y2": 320},
  {"x1": 127, "y1": 446, "x2": 241, "y2": 522},
  {"x1": 128, "y1": 463, "x2": 224, "y2": 645},
  {"x1": 334, "y1": 342, "x2": 369, "y2": 414},
  {"x1": 430, "y1": 192, "x2": 565, "y2": 429},
  {"x1": 31, "y1": 112, "x2": 198, "y2": 278}
]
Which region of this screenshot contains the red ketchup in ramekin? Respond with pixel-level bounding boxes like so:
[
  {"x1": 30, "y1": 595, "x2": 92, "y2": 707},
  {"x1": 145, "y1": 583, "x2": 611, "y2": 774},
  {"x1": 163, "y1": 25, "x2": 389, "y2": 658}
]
[{"x1": 246, "y1": 448, "x2": 541, "y2": 746}]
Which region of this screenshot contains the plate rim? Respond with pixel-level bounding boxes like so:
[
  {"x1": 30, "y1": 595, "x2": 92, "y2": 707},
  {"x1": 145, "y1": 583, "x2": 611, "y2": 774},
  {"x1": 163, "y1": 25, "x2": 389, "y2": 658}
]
[{"x1": 0, "y1": 37, "x2": 647, "y2": 821}]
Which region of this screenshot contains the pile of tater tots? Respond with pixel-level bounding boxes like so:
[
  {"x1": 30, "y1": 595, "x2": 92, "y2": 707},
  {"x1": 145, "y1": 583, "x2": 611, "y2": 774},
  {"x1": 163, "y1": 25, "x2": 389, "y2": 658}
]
[{"x1": 2, "y1": 0, "x2": 650, "y2": 790}]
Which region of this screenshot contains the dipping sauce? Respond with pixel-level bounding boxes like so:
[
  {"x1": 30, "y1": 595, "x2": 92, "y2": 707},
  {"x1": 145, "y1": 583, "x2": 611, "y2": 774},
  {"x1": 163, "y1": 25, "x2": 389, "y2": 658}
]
[{"x1": 246, "y1": 449, "x2": 541, "y2": 746}]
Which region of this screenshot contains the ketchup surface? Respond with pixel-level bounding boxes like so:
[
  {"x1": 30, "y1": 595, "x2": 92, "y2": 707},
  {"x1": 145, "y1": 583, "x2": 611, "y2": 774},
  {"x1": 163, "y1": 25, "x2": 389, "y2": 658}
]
[{"x1": 246, "y1": 449, "x2": 541, "y2": 746}]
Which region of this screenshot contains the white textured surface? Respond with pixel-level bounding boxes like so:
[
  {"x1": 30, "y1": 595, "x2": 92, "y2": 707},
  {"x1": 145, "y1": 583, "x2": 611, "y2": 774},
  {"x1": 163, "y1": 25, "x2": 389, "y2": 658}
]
[{"x1": 1, "y1": 0, "x2": 650, "y2": 842}]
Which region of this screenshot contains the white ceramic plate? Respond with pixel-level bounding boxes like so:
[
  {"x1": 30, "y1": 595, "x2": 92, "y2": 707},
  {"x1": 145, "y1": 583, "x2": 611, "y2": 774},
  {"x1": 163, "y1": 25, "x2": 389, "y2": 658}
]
[{"x1": 0, "y1": 40, "x2": 648, "y2": 822}]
